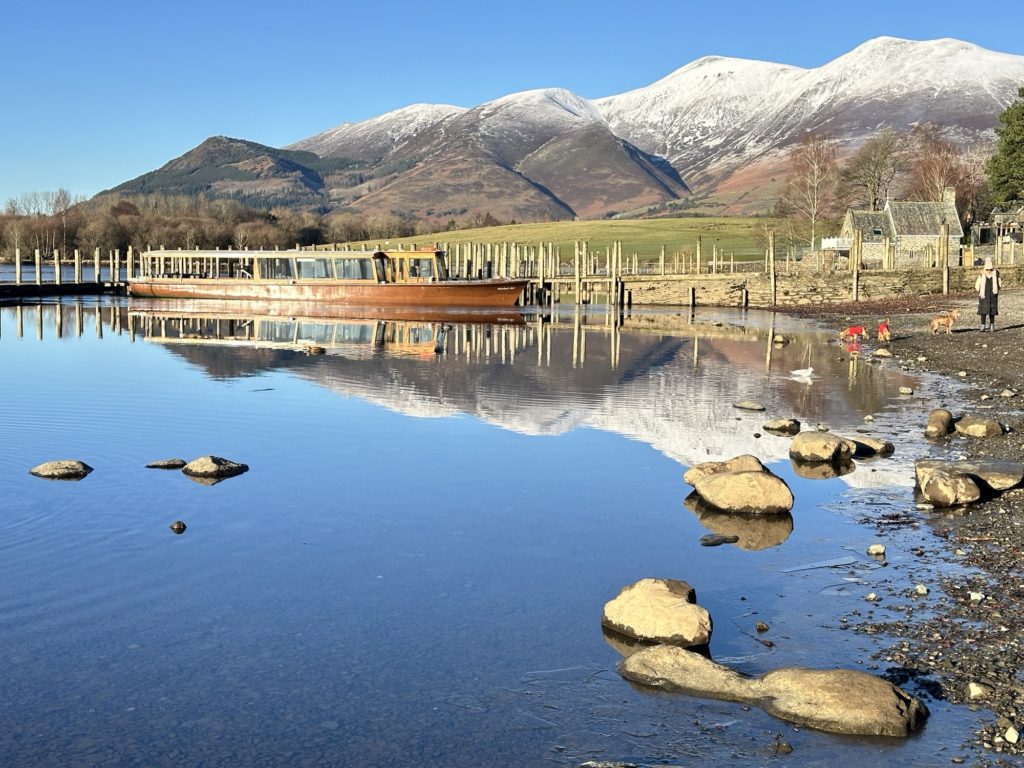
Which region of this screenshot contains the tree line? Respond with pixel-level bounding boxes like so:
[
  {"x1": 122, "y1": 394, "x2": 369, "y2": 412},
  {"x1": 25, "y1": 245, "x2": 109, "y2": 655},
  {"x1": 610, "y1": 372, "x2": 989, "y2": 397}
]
[
  {"x1": 778, "y1": 87, "x2": 1024, "y2": 251},
  {"x1": 0, "y1": 192, "x2": 514, "y2": 261}
]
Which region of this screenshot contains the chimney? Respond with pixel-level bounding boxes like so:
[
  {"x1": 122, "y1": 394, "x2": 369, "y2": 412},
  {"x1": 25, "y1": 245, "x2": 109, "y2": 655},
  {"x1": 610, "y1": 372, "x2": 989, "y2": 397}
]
[{"x1": 942, "y1": 187, "x2": 956, "y2": 203}]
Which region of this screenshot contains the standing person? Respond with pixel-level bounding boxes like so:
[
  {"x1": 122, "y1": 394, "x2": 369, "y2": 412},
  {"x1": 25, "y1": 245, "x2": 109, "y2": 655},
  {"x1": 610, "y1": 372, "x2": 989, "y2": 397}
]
[{"x1": 975, "y1": 257, "x2": 1000, "y2": 331}]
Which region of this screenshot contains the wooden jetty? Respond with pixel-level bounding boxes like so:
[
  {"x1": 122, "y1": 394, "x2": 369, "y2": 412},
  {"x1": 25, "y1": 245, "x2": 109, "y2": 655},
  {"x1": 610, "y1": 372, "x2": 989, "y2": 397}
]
[{"x1": 3, "y1": 228, "x2": 1022, "y2": 308}]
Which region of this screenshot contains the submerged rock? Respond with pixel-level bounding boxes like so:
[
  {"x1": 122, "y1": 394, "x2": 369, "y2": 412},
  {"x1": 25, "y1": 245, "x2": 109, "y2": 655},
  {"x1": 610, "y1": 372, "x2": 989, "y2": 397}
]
[
  {"x1": 29, "y1": 459, "x2": 93, "y2": 480},
  {"x1": 733, "y1": 401, "x2": 766, "y2": 412},
  {"x1": 169, "y1": 520, "x2": 187, "y2": 534},
  {"x1": 182, "y1": 455, "x2": 249, "y2": 481},
  {"x1": 618, "y1": 645, "x2": 928, "y2": 737},
  {"x1": 602, "y1": 578, "x2": 712, "y2": 649},
  {"x1": 146, "y1": 458, "x2": 187, "y2": 469}
]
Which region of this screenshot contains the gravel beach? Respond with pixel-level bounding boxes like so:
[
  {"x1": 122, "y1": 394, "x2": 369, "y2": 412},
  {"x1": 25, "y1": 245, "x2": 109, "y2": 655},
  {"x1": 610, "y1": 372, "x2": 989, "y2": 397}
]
[{"x1": 792, "y1": 289, "x2": 1024, "y2": 762}]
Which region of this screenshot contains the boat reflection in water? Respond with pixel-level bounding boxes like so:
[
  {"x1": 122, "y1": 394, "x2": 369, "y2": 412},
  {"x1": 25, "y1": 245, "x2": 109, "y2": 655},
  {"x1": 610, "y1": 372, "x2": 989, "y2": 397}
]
[{"x1": 129, "y1": 299, "x2": 526, "y2": 360}]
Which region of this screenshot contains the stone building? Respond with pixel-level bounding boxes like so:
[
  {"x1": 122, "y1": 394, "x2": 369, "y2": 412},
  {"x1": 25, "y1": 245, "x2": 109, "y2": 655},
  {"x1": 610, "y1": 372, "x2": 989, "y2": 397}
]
[{"x1": 824, "y1": 191, "x2": 963, "y2": 267}]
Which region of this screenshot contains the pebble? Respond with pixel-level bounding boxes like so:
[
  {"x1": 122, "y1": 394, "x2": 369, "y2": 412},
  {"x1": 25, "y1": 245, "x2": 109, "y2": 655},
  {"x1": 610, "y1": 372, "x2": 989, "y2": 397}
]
[
  {"x1": 1007, "y1": 727, "x2": 1020, "y2": 745},
  {"x1": 916, "y1": 503, "x2": 935, "y2": 511},
  {"x1": 969, "y1": 591, "x2": 985, "y2": 602},
  {"x1": 899, "y1": 386, "x2": 914, "y2": 395},
  {"x1": 700, "y1": 534, "x2": 739, "y2": 547},
  {"x1": 169, "y1": 521, "x2": 187, "y2": 534},
  {"x1": 867, "y1": 544, "x2": 886, "y2": 557},
  {"x1": 967, "y1": 682, "x2": 993, "y2": 700},
  {"x1": 733, "y1": 401, "x2": 766, "y2": 412},
  {"x1": 1000, "y1": 390, "x2": 1017, "y2": 398},
  {"x1": 958, "y1": 371, "x2": 968, "y2": 377},
  {"x1": 917, "y1": 356, "x2": 927, "y2": 362},
  {"x1": 874, "y1": 348, "x2": 893, "y2": 358},
  {"x1": 864, "y1": 414, "x2": 875, "y2": 422},
  {"x1": 755, "y1": 621, "x2": 769, "y2": 633},
  {"x1": 865, "y1": 592, "x2": 880, "y2": 602},
  {"x1": 915, "y1": 584, "x2": 929, "y2": 596},
  {"x1": 980, "y1": 393, "x2": 990, "y2": 400}
]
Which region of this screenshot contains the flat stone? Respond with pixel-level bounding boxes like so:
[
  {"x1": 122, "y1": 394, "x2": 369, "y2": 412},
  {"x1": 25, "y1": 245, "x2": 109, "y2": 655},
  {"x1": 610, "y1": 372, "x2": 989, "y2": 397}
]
[
  {"x1": 898, "y1": 386, "x2": 914, "y2": 395},
  {"x1": 954, "y1": 415, "x2": 1003, "y2": 438},
  {"x1": 874, "y1": 349, "x2": 893, "y2": 358},
  {"x1": 684, "y1": 454, "x2": 765, "y2": 486},
  {"x1": 763, "y1": 418, "x2": 801, "y2": 436},
  {"x1": 733, "y1": 401, "x2": 766, "y2": 412},
  {"x1": 146, "y1": 458, "x2": 187, "y2": 469},
  {"x1": 618, "y1": 645, "x2": 928, "y2": 737},
  {"x1": 601, "y1": 578, "x2": 712, "y2": 648},
  {"x1": 182, "y1": 455, "x2": 249, "y2": 480},
  {"x1": 29, "y1": 459, "x2": 93, "y2": 480}
]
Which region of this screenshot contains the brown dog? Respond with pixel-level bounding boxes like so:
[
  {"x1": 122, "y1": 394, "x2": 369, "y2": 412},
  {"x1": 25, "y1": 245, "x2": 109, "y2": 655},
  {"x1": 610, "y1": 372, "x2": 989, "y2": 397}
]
[
  {"x1": 929, "y1": 309, "x2": 960, "y2": 335},
  {"x1": 877, "y1": 320, "x2": 892, "y2": 343}
]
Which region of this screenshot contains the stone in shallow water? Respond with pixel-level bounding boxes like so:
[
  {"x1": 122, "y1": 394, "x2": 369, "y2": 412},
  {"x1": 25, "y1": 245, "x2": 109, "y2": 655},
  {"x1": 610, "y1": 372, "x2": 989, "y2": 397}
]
[
  {"x1": 684, "y1": 454, "x2": 765, "y2": 486},
  {"x1": 916, "y1": 458, "x2": 1024, "y2": 493},
  {"x1": 954, "y1": 415, "x2": 1003, "y2": 438},
  {"x1": 763, "y1": 418, "x2": 801, "y2": 436},
  {"x1": 789, "y1": 432, "x2": 854, "y2": 463},
  {"x1": 29, "y1": 459, "x2": 93, "y2": 480},
  {"x1": 618, "y1": 645, "x2": 928, "y2": 737},
  {"x1": 699, "y1": 533, "x2": 739, "y2": 547},
  {"x1": 601, "y1": 578, "x2": 712, "y2": 648},
  {"x1": 146, "y1": 458, "x2": 187, "y2": 469},
  {"x1": 182, "y1": 455, "x2": 249, "y2": 480},
  {"x1": 169, "y1": 521, "x2": 187, "y2": 534},
  {"x1": 694, "y1": 470, "x2": 794, "y2": 514},
  {"x1": 733, "y1": 401, "x2": 766, "y2": 412}
]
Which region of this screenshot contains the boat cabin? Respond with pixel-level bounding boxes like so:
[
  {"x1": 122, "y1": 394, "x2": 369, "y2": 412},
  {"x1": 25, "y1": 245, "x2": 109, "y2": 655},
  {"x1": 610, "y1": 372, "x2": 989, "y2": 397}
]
[{"x1": 137, "y1": 249, "x2": 450, "y2": 284}]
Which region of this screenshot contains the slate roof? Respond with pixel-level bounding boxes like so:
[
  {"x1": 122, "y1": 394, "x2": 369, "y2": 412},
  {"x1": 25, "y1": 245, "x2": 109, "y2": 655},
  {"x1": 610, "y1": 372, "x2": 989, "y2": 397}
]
[
  {"x1": 886, "y1": 201, "x2": 963, "y2": 238},
  {"x1": 849, "y1": 211, "x2": 892, "y2": 241}
]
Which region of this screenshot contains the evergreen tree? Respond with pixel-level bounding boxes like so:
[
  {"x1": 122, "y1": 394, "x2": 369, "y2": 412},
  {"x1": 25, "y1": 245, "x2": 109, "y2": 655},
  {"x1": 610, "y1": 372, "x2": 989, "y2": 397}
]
[{"x1": 987, "y1": 87, "x2": 1024, "y2": 204}]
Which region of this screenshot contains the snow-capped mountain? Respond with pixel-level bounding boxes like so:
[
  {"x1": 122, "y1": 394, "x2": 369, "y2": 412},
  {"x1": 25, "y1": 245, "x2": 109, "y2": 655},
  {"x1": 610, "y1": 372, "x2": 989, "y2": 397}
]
[
  {"x1": 598, "y1": 37, "x2": 1024, "y2": 194},
  {"x1": 104, "y1": 37, "x2": 1024, "y2": 220}
]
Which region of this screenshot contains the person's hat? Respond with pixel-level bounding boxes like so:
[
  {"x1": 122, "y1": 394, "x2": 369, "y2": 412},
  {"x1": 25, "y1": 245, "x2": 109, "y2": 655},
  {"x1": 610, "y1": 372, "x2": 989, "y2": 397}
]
[{"x1": 984, "y1": 258, "x2": 994, "y2": 270}]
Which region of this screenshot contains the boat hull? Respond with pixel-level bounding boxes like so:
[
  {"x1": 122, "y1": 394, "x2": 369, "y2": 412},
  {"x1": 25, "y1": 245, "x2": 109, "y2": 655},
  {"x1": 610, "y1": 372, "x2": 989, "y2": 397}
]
[{"x1": 127, "y1": 277, "x2": 531, "y2": 307}]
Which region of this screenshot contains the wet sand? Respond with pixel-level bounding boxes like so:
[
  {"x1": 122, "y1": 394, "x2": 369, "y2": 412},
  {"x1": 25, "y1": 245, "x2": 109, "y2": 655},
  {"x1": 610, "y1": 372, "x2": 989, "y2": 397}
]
[{"x1": 793, "y1": 289, "x2": 1024, "y2": 760}]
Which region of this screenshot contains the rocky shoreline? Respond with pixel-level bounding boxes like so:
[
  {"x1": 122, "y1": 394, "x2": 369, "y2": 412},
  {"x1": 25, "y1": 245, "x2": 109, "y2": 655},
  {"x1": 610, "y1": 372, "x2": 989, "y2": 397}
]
[{"x1": 791, "y1": 289, "x2": 1024, "y2": 762}]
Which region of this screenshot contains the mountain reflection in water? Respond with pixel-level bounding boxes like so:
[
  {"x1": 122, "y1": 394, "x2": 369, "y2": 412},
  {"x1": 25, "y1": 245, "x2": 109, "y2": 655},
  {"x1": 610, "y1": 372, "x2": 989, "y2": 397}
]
[{"x1": 125, "y1": 300, "x2": 922, "y2": 486}]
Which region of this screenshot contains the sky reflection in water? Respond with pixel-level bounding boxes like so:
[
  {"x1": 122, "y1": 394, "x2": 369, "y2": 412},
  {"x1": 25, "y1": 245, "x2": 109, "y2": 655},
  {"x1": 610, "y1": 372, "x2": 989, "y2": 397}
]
[{"x1": 0, "y1": 300, "x2": 976, "y2": 766}]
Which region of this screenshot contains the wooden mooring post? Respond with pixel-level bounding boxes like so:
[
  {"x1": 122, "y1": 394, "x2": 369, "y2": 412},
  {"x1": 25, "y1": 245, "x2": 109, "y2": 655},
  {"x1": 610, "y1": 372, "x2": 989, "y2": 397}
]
[{"x1": 14, "y1": 248, "x2": 21, "y2": 285}]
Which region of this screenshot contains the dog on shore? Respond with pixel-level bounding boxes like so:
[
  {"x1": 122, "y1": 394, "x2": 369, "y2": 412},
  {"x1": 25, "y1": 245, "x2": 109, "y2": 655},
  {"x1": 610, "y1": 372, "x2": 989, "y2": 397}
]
[
  {"x1": 839, "y1": 325, "x2": 870, "y2": 342},
  {"x1": 876, "y1": 320, "x2": 892, "y2": 343},
  {"x1": 929, "y1": 309, "x2": 960, "y2": 335}
]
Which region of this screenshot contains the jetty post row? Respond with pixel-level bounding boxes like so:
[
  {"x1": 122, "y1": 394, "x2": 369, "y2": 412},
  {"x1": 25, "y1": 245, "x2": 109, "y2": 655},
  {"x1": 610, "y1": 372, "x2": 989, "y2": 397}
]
[{"x1": 2, "y1": 228, "x2": 1023, "y2": 307}]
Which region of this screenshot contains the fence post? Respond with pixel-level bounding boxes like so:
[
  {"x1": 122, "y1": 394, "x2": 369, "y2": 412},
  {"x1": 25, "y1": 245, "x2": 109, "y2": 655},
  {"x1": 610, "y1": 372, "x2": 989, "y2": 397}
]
[
  {"x1": 53, "y1": 249, "x2": 61, "y2": 285},
  {"x1": 14, "y1": 248, "x2": 21, "y2": 285},
  {"x1": 35, "y1": 249, "x2": 42, "y2": 285},
  {"x1": 768, "y1": 230, "x2": 777, "y2": 306},
  {"x1": 941, "y1": 222, "x2": 950, "y2": 295}
]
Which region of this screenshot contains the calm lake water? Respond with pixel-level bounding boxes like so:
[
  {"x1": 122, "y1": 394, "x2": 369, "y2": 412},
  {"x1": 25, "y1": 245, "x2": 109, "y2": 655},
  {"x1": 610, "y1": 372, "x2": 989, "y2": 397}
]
[{"x1": 0, "y1": 298, "x2": 980, "y2": 766}]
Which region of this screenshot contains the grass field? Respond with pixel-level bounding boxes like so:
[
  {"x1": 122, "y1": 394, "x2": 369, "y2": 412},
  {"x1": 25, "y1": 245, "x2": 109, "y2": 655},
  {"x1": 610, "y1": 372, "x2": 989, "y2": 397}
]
[{"x1": 340, "y1": 217, "x2": 782, "y2": 263}]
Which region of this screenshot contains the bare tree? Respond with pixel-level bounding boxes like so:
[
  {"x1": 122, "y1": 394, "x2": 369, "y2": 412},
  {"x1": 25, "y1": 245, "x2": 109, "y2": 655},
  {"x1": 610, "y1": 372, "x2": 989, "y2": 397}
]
[
  {"x1": 781, "y1": 134, "x2": 839, "y2": 251},
  {"x1": 907, "y1": 124, "x2": 963, "y2": 202},
  {"x1": 839, "y1": 128, "x2": 906, "y2": 210}
]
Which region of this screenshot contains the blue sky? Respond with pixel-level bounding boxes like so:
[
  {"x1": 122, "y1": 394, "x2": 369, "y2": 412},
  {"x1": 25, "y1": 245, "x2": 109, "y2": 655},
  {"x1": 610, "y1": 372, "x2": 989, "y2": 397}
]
[{"x1": 1, "y1": 0, "x2": 1021, "y2": 204}]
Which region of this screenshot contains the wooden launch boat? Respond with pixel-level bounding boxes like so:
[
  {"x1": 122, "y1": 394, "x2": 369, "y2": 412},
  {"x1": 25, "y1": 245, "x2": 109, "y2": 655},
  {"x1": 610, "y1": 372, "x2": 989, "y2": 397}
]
[{"x1": 127, "y1": 248, "x2": 530, "y2": 307}]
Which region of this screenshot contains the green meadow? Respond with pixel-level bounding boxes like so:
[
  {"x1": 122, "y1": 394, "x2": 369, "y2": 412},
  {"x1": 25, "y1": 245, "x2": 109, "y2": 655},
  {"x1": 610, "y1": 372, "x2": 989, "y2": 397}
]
[{"x1": 340, "y1": 217, "x2": 781, "y2": 262}]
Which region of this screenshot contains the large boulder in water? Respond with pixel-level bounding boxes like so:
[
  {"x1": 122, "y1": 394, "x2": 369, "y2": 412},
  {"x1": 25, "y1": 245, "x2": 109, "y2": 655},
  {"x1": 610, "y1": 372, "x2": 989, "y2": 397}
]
[
  {"x1": 618, "y1": 645, "x2": 928, "y2": 737},
  {"x1": 601, "y1": 578, "x2": 712, "y2": 649},
  {"x1": 29, "y1": 459, "x2": 93, "y2": 480},
  {"x1": 683, "y1": 455, "x2": 765, "y2": 486},
  {"x1": 693, "y1": 470, "x2": 794, "y2": 514}
]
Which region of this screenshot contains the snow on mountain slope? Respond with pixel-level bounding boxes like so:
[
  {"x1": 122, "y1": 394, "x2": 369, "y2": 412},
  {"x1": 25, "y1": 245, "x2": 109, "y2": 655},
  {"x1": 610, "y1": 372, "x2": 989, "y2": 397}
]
[
  {"x1": 597, "y1": 37, "x2": 1024, "y2": 191},
  {"x1": 288, "y1": 103, "x2": 465, "y2": 160}
]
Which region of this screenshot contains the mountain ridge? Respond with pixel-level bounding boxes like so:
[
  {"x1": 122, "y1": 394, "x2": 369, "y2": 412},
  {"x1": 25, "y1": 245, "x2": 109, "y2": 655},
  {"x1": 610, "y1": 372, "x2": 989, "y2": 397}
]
[{"x1": 100, "y1": 36, "x2": 1024, "y2": 221}]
